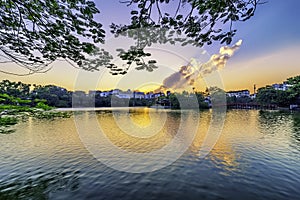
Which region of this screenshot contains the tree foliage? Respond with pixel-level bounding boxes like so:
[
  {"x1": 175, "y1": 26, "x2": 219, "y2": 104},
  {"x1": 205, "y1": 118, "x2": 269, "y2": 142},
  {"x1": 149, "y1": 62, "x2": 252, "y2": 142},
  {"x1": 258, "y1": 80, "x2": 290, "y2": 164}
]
[
  {"x1": 256, "y1": 86, "x2": 289, "y2": 106},
  {"x1": 256, "y1": 76, "x2": 300, "y2": 107},
  {"x1": 108, "y1": 0, "x2": 265, "y2": 74},
  {"x1": 0, "y1": 0, "x2": 264, "y2": 75},
  {"x1": 31, "y1": 84, "x2": 72, "y2": 107},
  {"x1": 0, "y1": 79, "x2": 30, "y2": 97},
  {"x1": 114, "y1": 0, "x2": 263, "y2": 46},
  {"x1": 0, "y1": 0, "x2": 105, "y2": 74},
  {"x1": 287, "y1": 75, "x2": 300, "y2": 102}
]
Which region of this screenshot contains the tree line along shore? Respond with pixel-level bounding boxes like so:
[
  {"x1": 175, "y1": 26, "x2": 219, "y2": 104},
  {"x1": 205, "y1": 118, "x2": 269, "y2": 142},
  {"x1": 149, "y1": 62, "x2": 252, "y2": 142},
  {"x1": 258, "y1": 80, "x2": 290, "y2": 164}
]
[
  {"x1": 0, "y1": 75, "x2": 299, "y2": 133},
  {"x1": 0, "y1": 75, "x2": 299, "y2": 110}
]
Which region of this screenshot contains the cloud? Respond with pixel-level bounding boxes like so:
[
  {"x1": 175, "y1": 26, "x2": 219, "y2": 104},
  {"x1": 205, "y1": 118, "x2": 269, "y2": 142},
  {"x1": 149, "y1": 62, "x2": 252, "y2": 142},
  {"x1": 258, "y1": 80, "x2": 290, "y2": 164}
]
[
  {"x1": 157, "y1": 40, "x2": 243, "y2": 91},
  {"x1": 219, "y1": 39, "x2": 242, "y2": 56}
]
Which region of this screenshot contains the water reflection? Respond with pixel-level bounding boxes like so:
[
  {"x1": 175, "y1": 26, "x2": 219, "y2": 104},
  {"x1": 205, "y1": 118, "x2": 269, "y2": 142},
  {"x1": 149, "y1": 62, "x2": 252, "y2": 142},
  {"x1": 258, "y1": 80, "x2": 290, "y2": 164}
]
[
  {"x1": 194, "y1": 112, "x2": 241, "y2": 171},
  {"x1": 0, "y1": 171, "x2": 80, "y2": 199},
  {"x1": 130, "y1": 109, "x2": 152, "y2": 127},
  {"x1": 95, "y1": 109, "x2": 181, "y2": 153},
  {"x1": 258, "y1": 110, "x2": 300, "y2": 150},
  {"x1": 95, "y1": 109, "x2": 239, "y2": 172},
  {"x1": 258, "y1": 110, "x2": 291, "y2": 127},
  {"x1": 291, "y1": 113, "x2": 300, "y2": 151},
  {"x1": 0, "y1": 109, "x2": 300, "y2": 199},
  {"x1": 292, "y1": 113, "x2": 300, "y2": 137}
]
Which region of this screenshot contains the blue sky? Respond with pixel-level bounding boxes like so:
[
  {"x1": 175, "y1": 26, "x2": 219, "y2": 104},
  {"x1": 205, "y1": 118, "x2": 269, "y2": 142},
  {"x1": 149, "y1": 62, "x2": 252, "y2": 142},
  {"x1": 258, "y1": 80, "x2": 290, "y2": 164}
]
[
  {"x1": 233, "y1": 0, "x2": 300, "y2": 58},
  {"x1": 96, "y1": 0, "x2": 300, "y2": 56},
  {"x1": 0, "y1": 0, "x2": 299, "y2": 92}
]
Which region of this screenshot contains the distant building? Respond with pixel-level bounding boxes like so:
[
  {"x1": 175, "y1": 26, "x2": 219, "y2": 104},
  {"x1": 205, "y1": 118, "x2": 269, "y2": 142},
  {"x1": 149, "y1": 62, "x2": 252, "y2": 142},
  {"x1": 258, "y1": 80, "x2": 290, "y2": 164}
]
[
  {"x1": 134, "y1": 92, "x2": 145, "y2": 99},
  {"x1": 226, "y1": 90, "x2": 250, "y2": 98},
  {"x1": 99, "y1": 91, "x2": 110, "y2": 97},
  {"x1": 272, "y1": 82, "x2": 291, "y2": 91},
  {"x1": 250, "y1": 93, "x2": 257, "y2": 99},
  {"x1": 154, "y1": 92, "x2": 165, "y2": 98},
  {"x1": 115, "y1": 91, "x2": 133, "y2": 99},
  {"x1": 145, "y1": 92, "x2": 154, "y2": 99},
  {"x1": 115, "y1": 91, "x2": 145, "y2": 99},
  {"x1": 204, "y1": 97, "x2": 211, "y2": 107},
  {"x1": 111, "y1": 89, "x2": 121, "y2": 95}
]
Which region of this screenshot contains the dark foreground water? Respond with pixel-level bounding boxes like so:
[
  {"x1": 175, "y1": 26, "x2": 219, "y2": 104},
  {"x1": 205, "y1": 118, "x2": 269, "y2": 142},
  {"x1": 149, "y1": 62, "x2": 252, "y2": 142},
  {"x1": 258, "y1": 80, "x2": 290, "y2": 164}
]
[{"x1": 0, "y1": 109, "x2": 299, "y2": 200}]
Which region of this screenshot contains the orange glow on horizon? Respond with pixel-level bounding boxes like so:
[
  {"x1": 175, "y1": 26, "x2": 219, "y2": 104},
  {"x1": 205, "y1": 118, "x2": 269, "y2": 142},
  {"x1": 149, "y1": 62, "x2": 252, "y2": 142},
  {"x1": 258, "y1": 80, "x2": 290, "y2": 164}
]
[{"x1": 0, "y1": 44, "x2": 299, "y2": 93}]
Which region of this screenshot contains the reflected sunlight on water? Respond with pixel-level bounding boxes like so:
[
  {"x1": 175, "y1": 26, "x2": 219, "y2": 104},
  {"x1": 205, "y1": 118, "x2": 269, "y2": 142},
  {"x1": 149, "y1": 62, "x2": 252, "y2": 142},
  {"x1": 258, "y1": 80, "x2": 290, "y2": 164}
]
[
  {"x1": 0, "y1": 109, "x2": 300, "y2": 199},
  {"x1": 129, "y1": 108, "x2": 152, "y2": 128}
]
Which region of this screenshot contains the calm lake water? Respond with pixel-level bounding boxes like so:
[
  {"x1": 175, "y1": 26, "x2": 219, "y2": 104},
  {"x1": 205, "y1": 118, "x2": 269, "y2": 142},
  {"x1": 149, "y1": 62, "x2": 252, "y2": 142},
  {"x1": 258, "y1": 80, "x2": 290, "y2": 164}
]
[{"x1": 0, "y1": 108, "x2": 299, "y2": 200}]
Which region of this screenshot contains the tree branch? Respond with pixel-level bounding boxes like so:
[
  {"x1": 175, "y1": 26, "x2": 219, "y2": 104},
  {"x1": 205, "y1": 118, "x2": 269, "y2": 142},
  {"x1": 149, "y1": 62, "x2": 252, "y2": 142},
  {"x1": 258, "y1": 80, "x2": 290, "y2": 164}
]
[
  {"x1": 174, "y1": 0, "x2": 182, "y2": 18},
  {"x1": 156, "y1": 0, "x2": 163, "y2": 22}
]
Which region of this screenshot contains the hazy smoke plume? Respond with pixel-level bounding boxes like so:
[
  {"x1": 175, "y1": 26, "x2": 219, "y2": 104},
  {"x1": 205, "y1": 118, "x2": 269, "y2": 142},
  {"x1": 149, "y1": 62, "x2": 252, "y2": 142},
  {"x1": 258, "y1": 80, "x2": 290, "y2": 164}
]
[{"x1": 156, "y1": 40, "x2": 242, "y2": 92}]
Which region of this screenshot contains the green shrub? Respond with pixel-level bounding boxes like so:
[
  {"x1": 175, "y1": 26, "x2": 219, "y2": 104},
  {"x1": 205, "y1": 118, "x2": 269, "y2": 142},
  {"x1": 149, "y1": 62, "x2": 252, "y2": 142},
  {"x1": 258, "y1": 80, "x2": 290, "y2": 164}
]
[
  {"x1": 35, "y1": 102, "x2": 53, "y2": 111},
  {"x1": 0, "y1": 116, "x2": 18, "y2": 127}
]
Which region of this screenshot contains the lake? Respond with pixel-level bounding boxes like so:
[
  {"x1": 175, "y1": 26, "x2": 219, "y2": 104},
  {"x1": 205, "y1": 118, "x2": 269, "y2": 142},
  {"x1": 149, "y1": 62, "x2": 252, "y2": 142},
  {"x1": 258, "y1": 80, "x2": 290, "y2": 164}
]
[{"x1": 0, "y1": 108, "x2": 299, "y2": 200}]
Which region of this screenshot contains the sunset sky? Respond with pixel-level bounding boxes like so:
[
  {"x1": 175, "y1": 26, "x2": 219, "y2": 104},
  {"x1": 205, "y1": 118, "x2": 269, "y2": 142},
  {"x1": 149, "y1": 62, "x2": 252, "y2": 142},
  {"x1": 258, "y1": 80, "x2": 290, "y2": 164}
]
[{"x1": 0, "y1": 0, "x2": 299, "y2": 93}]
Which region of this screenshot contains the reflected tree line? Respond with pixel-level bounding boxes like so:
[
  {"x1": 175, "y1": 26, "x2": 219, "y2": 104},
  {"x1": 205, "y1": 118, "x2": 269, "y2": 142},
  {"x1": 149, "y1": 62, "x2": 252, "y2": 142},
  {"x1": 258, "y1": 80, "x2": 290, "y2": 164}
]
[{"x1": 258, "y1": 110, "x2": 300, "y2": 149}]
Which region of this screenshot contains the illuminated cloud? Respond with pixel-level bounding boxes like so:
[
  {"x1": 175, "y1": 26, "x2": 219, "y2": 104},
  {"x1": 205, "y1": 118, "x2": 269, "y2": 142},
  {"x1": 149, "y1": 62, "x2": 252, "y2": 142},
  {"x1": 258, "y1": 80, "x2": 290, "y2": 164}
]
[
  {"x1": 157, "y1": 40, "x2": 243, "y2": 91},
  {"x1": 220, "y1": 40, "x2": 242, "y2": 56}
]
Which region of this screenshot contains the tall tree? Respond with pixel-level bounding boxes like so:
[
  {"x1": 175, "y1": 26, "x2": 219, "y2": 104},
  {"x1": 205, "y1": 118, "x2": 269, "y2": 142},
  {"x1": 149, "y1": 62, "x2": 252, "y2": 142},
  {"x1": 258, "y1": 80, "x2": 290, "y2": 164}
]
[
  {"x1": 256, "y1": 86, "x2": 291, "y2": 107},
  {"x1": 287, "y1": 75, "x2": 300, "y2": 104},
  {"x1": 0, "y1": 79, "x2": 30, "y2": 97}
]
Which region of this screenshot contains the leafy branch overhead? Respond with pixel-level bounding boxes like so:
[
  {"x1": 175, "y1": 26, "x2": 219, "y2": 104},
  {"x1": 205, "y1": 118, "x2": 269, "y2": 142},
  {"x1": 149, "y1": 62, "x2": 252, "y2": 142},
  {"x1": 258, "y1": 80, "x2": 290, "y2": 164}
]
[
  {"x1": 109, "y1": 0, "x2": 265, "y2": 74},
  {"x1": 0, "y1": 0, "x2": 264, "y2": 75},
  {"x1": 0, "y1": 0, "x2": 105, "y2": 74},
  {"x1": 114, "y1": 0, "x2": 265, "y2": 46}
]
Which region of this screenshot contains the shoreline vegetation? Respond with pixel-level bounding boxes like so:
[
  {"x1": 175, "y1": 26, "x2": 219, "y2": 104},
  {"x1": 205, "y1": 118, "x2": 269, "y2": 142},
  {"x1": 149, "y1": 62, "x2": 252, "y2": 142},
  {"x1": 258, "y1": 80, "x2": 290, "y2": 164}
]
[
  {"x1": 0, "y1": 75, "x2": 299, "y2": 133},
  {"x1": 0, "y1": 104, "x2": 71, "y2": 134}
]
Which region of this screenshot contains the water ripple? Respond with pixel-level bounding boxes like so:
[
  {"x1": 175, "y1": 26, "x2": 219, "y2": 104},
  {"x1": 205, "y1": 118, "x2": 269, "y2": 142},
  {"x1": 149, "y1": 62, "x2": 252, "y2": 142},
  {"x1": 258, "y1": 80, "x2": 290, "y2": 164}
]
[{"x1": 0, "y1": 109, "x2": 299, "y2": 199}]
